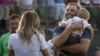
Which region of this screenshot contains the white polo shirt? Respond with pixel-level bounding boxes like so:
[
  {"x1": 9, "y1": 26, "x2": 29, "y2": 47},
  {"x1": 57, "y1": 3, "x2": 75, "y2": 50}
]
[{"x1": 8, "y1": 33, "x2": 48, "y2": 56}]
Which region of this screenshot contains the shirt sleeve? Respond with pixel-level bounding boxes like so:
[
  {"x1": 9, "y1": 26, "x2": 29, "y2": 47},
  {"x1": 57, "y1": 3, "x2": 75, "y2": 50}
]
[
  {"x1": 38, "y1": 33, "x2": 48, "y2": 50},
  {"x1": 8, "y1": 35, "x2": 13, "y2": 49},
  {"x1": 81, "y1": 28, "x2": 92, "y2": 39},
  {"x1": 53, "y1": 27, "x2": 65, "y2": 36},
  {"x1": 82, "y1": 20, "x2": 91, "y2": 29}
]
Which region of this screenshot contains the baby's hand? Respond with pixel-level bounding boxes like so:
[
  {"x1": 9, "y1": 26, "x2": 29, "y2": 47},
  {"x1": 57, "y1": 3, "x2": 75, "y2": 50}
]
[
  {"x1": 58, "y1": 22, "x2": 66, "y2": 28},
  {"x1": 69, "y1": 22, "x2": 83, "y2": 31}
]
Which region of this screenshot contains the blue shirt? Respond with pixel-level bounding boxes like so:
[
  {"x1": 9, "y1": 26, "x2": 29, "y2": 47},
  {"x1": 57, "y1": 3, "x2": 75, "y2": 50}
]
[{"x1": 53, "y1": 27, "x2": 91, "y2": 56}]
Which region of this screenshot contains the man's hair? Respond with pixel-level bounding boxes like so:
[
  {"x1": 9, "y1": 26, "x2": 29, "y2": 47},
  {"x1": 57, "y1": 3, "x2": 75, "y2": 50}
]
[
  {"x1": 67, "y1": 2, "x2": 82, "y2": 9},
  {"x1": 7, "y1": 14, "x2": 20, "y2": 22},
  {"x1": 77, "y1": 8, "x2": 90, "y2": 20}
]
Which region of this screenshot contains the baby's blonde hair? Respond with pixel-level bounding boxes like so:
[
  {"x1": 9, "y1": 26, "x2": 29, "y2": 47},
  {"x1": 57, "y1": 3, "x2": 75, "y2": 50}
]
[{"x1": 77, "y1": 8, "x2": 90, "y2": 20}]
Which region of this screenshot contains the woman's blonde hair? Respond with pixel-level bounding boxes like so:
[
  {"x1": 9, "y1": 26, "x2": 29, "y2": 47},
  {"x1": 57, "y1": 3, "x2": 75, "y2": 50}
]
[
  {"x1": 16, "y1": 11, "x2": 40, "y2": 44},
  {"x1": 77, "y1": 8, "x2": 90, "y2": 20}
]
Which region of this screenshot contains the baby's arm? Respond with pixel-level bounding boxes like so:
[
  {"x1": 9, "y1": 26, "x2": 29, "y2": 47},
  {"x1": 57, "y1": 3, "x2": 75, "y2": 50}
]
[
  {"x1": 58, "y1": 20, "x2": 70, "y2": 28},
  {"x1": 58, "y1": 22, "x2": 66, "y2": 28}
]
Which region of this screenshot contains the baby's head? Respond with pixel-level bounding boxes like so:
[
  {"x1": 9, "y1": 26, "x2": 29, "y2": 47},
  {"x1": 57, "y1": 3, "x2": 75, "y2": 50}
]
[{"x1": 77, "y1": 8, "x2": 90, "y2": 21}]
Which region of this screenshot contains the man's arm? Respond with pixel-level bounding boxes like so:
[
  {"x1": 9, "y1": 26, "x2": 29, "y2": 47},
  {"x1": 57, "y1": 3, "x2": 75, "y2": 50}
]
[
  {"x1": 61, "y1": 28, "x2": 93, "y2": 53},
  {"x1": 52, "y1": 26, "x2": 72, "y2": 48},
  {"x1": 52, "y1": 22, "x2": 83, "y2": 48},
  {"x1": 62, "y1": 38, "x2": 91, "y2": 53}
]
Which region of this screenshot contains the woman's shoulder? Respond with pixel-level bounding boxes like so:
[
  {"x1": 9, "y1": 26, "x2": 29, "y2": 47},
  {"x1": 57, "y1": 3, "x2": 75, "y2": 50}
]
[
  {"x1": 9, "y1": 33, "x2": 19, "y2": 40},
  {"x1": 10, "y1": 33, "x2": 18, "y2": 37}
]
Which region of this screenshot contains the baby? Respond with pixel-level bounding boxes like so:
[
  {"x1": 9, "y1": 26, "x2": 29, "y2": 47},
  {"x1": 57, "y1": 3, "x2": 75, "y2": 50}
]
[{"x1": 59, "y1": 8, "x2": 94, "y2": 37}]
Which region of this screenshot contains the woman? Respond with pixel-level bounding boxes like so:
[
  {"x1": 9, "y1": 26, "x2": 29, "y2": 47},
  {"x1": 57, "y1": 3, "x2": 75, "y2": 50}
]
[{"x1": 8, "y1": 11, "x2": 51, "y2": 56}]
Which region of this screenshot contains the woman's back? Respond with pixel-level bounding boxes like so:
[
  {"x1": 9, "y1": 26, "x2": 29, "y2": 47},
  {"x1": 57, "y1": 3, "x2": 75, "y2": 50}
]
[{"x1": 8, "y1": 33, "x2": 43, "y2": 56}]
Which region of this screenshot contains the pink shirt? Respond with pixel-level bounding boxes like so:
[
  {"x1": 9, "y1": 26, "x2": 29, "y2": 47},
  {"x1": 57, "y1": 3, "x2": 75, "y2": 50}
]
[{"x1": 0, "y1": 0, "x2": 12, "y2": 5}]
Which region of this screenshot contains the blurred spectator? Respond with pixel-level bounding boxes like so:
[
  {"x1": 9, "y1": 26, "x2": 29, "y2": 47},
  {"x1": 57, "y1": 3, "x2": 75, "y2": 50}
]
[
  {"x1": 64, "y1": 0, "x2": 68, "y2": 6},
  {"x1": 80, "y1": 0, "x2": 91, "y2": 5},
  {"x1": 10, "y1": 5, "x2": 21, "y2": 16},
  {"x1": 0, "y1": 6, "x2": 4, "y2": 20},
  {"x1": 19, "y1": 0, "x2": 37, "y2": 13},
  {"x1": 20, "y1": 0, "x2": 34, "y2": 9},
  {"x1": 0, "y1": 0, "x2": 12, "y2": 20},
  {"x1": 54, "y1": 0, "x2": 65, "y2": 20},
  {"x1": 10, "y1": 0, "x2": 21, "y2": 15},
  {"x1": 47, "y1": 0, "x2": 55, "y2": 18},
  {"x1": 0, "y1": 18, "x2": 7, "y2": 37},
  {"x1": 0, "y1": 0, "x2": 12, "y2": 5},
  {"x1": 36, "y1": 0, "x2": 46, "y2": 18},
  {"x1": 88, "y1": 0, "x2": 100, "y2": 30},
  {"x1": 36, "y1": 0, "x2": 48, "y2": 8},
  {"x1": 47, "y1": 0, "x2": 55, "y2": 6},
  {"x1": 92, "y1": 0, "x2": 100, "y2": 5}
]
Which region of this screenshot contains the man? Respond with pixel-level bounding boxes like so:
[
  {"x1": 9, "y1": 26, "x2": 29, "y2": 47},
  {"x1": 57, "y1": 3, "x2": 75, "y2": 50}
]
[
  {"x1": 52, "y1": 2, "x2": 94, "y2": 56},
  {"x1": 0, "y1": 14, "x2": 20, "y2": 56},
  {"x1": 47, "y1": 21, "x2": 83, "y2": 56}
]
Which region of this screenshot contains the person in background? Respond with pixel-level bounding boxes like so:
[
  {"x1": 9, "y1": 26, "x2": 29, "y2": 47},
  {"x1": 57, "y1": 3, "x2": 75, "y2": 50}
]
[
  {"x1": 54, "y1": 0, "x2": 65, "y2": 20},
  {"x1": 0, "y1": 14, "x2": 20, "y2": 56}
]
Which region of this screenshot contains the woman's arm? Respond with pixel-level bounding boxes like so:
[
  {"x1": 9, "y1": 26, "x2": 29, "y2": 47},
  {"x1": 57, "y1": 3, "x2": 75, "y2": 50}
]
[
  {"x1": 38, "y1": 33, "x2": 51, "y2": 56},
  {"x1": 38, "y1": 25, "x2": 46, "y2": 37}
]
